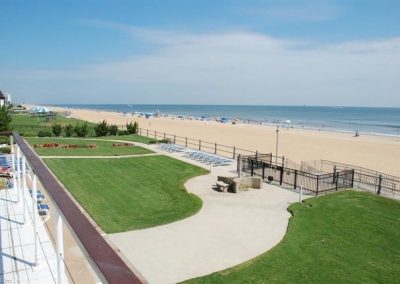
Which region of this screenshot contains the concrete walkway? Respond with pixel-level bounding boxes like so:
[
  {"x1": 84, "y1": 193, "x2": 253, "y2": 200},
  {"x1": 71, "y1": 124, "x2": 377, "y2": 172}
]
[{"x1": 108, "y1": 166, "x2": 300, "y2": 283}]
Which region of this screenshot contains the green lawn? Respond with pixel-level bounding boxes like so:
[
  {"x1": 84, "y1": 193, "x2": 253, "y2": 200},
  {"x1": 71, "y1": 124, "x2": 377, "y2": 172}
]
[
  {"x1": 185, "y1": 191, "x2": 400, "y2": 283},
  {"x1": 25, "y1": 137, "x2": 153, "y2": 156},
  {"x1": 45, "y1": 156, "x2": 208, "y2": 233},
  {"x1": 96, "y1": 134, "x2": 158, "y2": 144},
  {"x1": 11, "y1": 113, "x2": 95, "y2": 136}
]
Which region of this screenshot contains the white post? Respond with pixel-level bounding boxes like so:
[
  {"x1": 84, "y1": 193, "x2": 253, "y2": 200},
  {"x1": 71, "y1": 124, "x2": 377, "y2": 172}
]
[
  {"x1": 299, "y1": 185, "x2": 303, "y2": 203},
  {"x1": 275, "y1": 124, "x2": 279, "y2": 166},
  {"x1": 11, "y1": 140, "x2": 15, "y2": 171},
  {"x1": 16, "y1": 147, "x2": 21, "y2": 203},
  {"x1": 22, "y1": 156, "x2": 28, "y2": 224},
  {"x1": 32, "y1": 175, "x2": 40, "y2": 266},
  {"x1": 56, "y1": 213, "x2": 65, "y2": 284}
]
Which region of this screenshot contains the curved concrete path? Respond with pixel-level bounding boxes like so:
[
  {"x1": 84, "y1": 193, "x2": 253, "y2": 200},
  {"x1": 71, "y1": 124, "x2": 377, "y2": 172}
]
[{"x1": 108, "y1": 170, "x2": 300, "y2": 283}]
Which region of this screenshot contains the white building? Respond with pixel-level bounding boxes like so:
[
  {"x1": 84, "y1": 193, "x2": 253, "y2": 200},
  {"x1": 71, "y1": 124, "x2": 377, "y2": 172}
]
[{"x1": 0, "y1": 90, "x2": 12, "y2": 107}]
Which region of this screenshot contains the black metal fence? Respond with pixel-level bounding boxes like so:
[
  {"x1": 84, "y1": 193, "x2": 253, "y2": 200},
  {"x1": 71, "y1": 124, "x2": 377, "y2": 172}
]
[
  {"x1": 137, "y1": 127, "x2": 263, "y2": 160},
  {"x1": 241, "y1": 155, "x2": 354, "y2": 196},
  {"x1": 302, "y1": 160, "x2": 400, "y2": 198}
]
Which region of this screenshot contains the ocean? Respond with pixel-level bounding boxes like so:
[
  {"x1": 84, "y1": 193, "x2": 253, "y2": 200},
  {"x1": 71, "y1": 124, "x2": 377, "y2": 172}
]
[{"x1": 55, "y1": 104, "x2": 400, "y2": 137}]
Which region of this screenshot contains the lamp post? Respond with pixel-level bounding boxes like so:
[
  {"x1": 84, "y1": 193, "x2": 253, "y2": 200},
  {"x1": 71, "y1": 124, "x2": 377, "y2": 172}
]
[{"x1": 275, "y1": 124, "x2": 279, "y2": 166}]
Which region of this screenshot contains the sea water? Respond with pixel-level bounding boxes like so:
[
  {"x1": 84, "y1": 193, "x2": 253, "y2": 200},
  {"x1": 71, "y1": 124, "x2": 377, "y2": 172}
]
[{"x1": 55, "y1": 104, "x2": 400, "y2": 137}]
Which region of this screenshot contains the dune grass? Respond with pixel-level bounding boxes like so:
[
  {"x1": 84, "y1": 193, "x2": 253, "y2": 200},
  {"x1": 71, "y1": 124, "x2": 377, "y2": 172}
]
[
  {"x1": 44, "y1": 156, "x2": 208, "y2": 233},
  {"x1": 25, "y1": 137, "x2": 153, "y2": 156},
  {"x1": 185, "y1": 191, "x2": 400, "y2": 283}
]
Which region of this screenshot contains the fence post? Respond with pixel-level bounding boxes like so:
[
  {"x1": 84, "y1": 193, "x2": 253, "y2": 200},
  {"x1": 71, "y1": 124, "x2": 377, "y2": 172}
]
[
  {"x1": 282, "y1": 155, "x2": 285, "y2": 167},
  {"x1": 155, "y1": 131, "x2": 157, "y2": 139},
  {"x1": 316, "y1": 175, "x2": 319, "y2": 196},
  {"x1": 233, "y1": 146, "x2": 236, "y2": 159},
  {"x1": 335, "y1": 172, "x2": 339, "y2": 191},
  {"x1": 174, "y1": 135, "x2": 176, "y2": 144},
  {"x1": 255, "y1": 150, "x2": 258, "y2": 161},
  {"x1": 199, "y1": 139, "x2": 201, "y2": 151},
  {"x1": 237, "y1": 154, "x2": 242, "y2": 177},
  {"x1": 262, "y1": 163, "x2": 266, "y2": 180},
  {"x1": 377, "y1": 174, "x2": 383, "y2": 195},
  {"x1": 279, "y1": 167, "x2": 284, "y2": 185},
  {"x1": 333, "y1": 166, "x2": 337, "y2": 183},
  {"x1": 215, "y1": 143, "x2": 217, "y2": 154},
  {"x1": 351, "y1": 169, "x2": 355, "y2": 188},
  {"x1": 294, "y1": 170, "x2": 297, "y2": 189},
  {"x1": 185, "y1": 137, "x2": 188, "y2": 147},
  {"x1": 251, "y1": 159, "x2": 254, "y2": 176},
  {"x1": 146, "y1": 129, "x2": 149, "y2": 137}
]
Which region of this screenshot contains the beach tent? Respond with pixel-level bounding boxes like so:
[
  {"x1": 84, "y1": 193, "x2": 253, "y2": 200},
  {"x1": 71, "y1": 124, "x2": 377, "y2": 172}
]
[{"x1": 30, "y1": 106, "x2": 51, "y2": 114}]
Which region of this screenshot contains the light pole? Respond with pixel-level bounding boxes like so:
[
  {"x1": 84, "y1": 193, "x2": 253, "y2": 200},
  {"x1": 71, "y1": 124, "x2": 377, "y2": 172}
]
[{"x1": 275, "y1": 124, "x2": 279, "y2": 166}]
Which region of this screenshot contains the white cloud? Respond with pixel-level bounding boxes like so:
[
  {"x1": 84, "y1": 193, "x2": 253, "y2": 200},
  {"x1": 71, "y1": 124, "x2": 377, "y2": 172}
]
[{"x1": 2, "y1": 27, "x2": 400, "y2": 106}]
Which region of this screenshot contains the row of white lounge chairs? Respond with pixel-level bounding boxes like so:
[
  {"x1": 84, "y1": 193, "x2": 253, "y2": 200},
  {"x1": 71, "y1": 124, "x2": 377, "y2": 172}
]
[{"x1": 159, "y1": 143, "x2": 232, "y2": 166}]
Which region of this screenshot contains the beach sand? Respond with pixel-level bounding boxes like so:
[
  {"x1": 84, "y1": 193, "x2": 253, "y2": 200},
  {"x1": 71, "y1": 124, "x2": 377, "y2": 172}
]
[{"x1": 33, "y1": 105, "x2": 400, "y2": 177}]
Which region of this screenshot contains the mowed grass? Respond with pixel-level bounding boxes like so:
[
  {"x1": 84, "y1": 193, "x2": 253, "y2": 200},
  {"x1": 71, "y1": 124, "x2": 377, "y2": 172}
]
[
  {"x1": 11, "y1": 113, "x2": 94, "y2": 136},
  {"x1": 185, "y1": 191, "x2": 400, "y2": 283},
  {"x1": 45, "y1": 156, "x2": 208, "y2": 233},
  {"x1": 25, "y1": 137, "x2": 153, "y2": 156},
  {"x1": 97, "y1": 134, "x2": 158, "y2": 144}
]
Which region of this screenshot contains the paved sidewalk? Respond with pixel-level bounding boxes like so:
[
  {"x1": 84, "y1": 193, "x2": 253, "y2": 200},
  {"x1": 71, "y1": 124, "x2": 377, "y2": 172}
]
[{"x1": 108, "y1": 168, "x2": 299, "y2": 283}]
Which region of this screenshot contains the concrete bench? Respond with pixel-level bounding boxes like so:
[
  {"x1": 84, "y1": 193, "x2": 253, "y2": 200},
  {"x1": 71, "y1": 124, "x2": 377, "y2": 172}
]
[{"x1": 216, "y1": 181, "x2": 229, "y2": 192}]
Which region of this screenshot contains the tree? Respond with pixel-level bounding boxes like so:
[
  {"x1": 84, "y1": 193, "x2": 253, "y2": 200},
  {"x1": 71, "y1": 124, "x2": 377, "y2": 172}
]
[
  {"x1": 126, "y1": 121, "x2": 139, "y2": 134},
  {"x1": 52, "y1": 123, "x2": 62, "y2": 137},
  {"x1": 65, "y1": 124, "x2": 73, "y2": 137},
  {"x1": 74, "y1": 122, "x2": 88, "y2": 137},
  {"x1": 0, "y1": 106, "x2": 12, "y2": 132},
  {"x1": 94, "y1": 120, "x2": 109, "y2": 136}
]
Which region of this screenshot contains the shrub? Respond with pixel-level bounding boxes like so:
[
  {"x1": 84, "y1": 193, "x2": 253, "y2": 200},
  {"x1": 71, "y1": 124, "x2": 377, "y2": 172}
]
[
  {"x1": 126, "y1": 121, "x2": 139, "y2": 134},
  {"x1": 52, "y1": 123, "x2": 62, "y2": 137},
  {"x1": 74, "y1": 122, "x2": 88, "y2": 137},
  {"x1": 0, "y1": 147, "x2": 11, "y2": 154},
  {"x1": 65, "y1": 124, "x2": 73, "y2": 137},
  {"x1": 94, "y1": 120, "x2": 109, "y2": 137},
  {"x1": 0, "y1": 136, "x2": 10, "y2": 145},
  {"x1": 38, "y1": 130, "x2": 52, "y2": 137},
  {"x1": 133, "y1": 121, "x2": 139, "y2": 134},
  {"x1": 0, "y1": 105, "x2": 12, "y2": 132},
  {"x1": 118, "y1": 130, "x2": 130, "y2": 136},
  {"x1": 109, "y1": 124, "x2": 119, "y2": 136},
  {"x1": 148, "y1": 139, "x2": 158, "y2": 144}
]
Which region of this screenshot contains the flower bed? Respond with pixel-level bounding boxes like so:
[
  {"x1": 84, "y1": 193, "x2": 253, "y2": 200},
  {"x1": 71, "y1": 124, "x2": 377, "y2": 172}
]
[{"x1": 33, "y1": 143, "x2": 97, "y2": 149}]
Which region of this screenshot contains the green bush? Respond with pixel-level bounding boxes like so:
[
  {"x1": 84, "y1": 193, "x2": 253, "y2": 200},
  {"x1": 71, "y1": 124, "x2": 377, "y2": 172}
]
[
  {"x1": 94, "y1": 120, "x2": 109, "y2": 137},
  {"x1": 38, "y1": 130, "x2": 52, "y2": 137},
  {"x1": 109, "y1": 124, "x2": 119, "y2": 136},
  {"x1": 148, "y1": 139, "x2": 158, "y2": 144},
  {"x1": 0, "y1": 105, "x2": 12, "y2": 132},
  {"x1": 0, "y1": 136, "x2": 10, "y2": 145},
  {"x1": 118, "y1": 130, "x2": 130, "y2": 136},
  {"x1": 126, "y1": 121, "x2": 139, "y2": 134},
  {"x1": 74, "y1": 123, "x2": 88, "y2": 137},
  {"x1": 133, "y1": 121, "x2": 139, "y2": 134},
  {"x1": 52, "y1": 123, "x2": 62, "y2": 137},
  {"x1": 0, "y1": 147, "x2": 11, "y2": 154},
  {"x1": 65, "y1": 124, "x2": 73, "y2": 137}
]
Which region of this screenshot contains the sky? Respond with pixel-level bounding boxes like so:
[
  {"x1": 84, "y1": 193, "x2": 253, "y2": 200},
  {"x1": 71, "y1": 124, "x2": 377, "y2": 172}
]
[{"x1": 1, "y1": 0, "x2": 400, "y2": 106}]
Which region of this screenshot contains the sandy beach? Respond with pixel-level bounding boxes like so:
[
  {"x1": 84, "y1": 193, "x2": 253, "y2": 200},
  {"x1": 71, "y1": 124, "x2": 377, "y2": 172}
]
[{"x1": 32, "y1": 105, "x2": 400, "y2": 177}]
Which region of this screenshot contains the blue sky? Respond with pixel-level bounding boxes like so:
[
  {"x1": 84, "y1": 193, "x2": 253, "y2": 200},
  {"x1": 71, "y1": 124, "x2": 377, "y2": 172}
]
[{"x1": 1, "y1": 0, "x2": 400, "y2": 106}]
